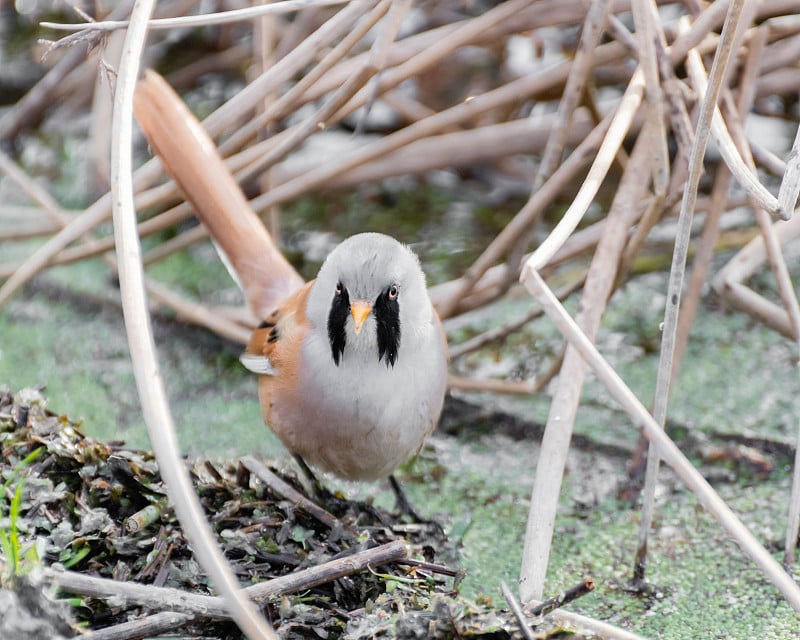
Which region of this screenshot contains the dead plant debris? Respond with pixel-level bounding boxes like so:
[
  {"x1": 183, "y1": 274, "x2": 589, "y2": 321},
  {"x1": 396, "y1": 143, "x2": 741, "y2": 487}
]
[{"x1": 0, "y1": 388, "x2": 595, "y2": 639}]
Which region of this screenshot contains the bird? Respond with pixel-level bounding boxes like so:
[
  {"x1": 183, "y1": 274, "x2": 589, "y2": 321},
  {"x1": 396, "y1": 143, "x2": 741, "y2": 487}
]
[{"x1": 133, "y1": 71, "x2": 448, "y2": 488}]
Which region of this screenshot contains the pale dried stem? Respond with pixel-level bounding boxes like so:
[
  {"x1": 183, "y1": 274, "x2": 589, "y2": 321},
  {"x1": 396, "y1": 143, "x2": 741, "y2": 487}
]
[
  {"x1": 353, "y1": 0, "x2": 413, "y2": 134},
  {"x1": 447, "y1": 375, "x2": 543, "y2": 396},
  {"x1": 0, "y1": 151, "x2": 70, "y2": 226},
  {"x1": 448, "y1": 280, "x2": 582, "y2": 360},
  {"x1": 635, "y1": 2, "x2": 748, "y2": 584},
  {"x1": 144, "y1": 278, "x2": 252, "y2": 345},
  {"x1": 42, "y1": 0, "x2": 354, "y2": 32},
  {"x1": 633, "y1": 0, "x2": 669, "y2": 195},
  {"x1": 672, "y1": 23, "x2": 768, "y2": 384},
  {"x1": 686, "y1": 51, "x2": 782, "y2": 217},
  {"x1": 435, "y1": 107, "x2": 622, "y2": 319},
  {"x1": 240, "y1": 456, "x2": 347, "y2": 530},
  {"x1": 519, "y1": 136, "x2": 653, "y2": 602},
  {"x1": 533, "y1": 0, "x2": 611, "y2": 190},
  {"x1": 108, "y1": 3, "x2": 276, "y2": 637},
  {"x1": 502, "y1": 0, "x2": 611, "y2": 294},
  {"x1": 524, "y1": 67, "x2": 645, "y2": 273}
]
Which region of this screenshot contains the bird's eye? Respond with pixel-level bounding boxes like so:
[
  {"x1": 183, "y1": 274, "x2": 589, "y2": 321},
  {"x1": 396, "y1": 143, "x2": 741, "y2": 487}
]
[
  {"x1": 388, "y1": 284, "x2": 399, "y2": 300},
  {"x1": 335, "y1": 281, "x2": 343, "y2": 295}
]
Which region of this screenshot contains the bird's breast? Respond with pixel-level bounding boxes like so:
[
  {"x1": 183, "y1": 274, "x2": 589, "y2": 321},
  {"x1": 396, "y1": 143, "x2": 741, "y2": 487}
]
[{"x1": 262, "y1": 330, "x2": 446, "y2": 480}]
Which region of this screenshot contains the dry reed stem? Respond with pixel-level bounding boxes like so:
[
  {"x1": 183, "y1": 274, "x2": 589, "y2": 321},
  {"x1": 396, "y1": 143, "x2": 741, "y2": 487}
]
[
  {"x1": 240, "y1": 456, "x2": 346, "y2": 531},
  {"x1": 500, "y1": 580, "x2": 536, "y2": 640},
  {"x1": 503, "y1": 0, "x2": 611, "y2": 292},
  {"x1": 107, "y1": 3, "x2": 276, "y2": 638},
  {"x1": 65, "y1": 611, "x2": 194, "y2": 640},
  {"x1": 218, "y1": 0, "x2": 392, "y2": 156},
  {"x1": 42, "y1": 0, "x2": 354, "y2": 32},
  {"x1": 633, "y1": 0, "x2": 669, "y2": 195},
  {"x1": 436, "y1": 108, "x2": 619, "y2": 319},
  {"x1": 635, "y1": 2, "x2": 747, "y2": 585},
  {"x1": 353, "y1": 0, "x2": 413, "y2": 134},
  {"x1": 525, "y1": 68, "x2": 644, "y2": 273},
  {"x1": 686, "y1": 50, "x2": 782, "y2": 218},
  {"x1": 671, "y1": 22, "x2": 768, "y2": 383},
  {"x1": 519, "y1": 136, "x2": 653, "y2": 602},
  {"x1": 533, "y1": 0, "x2": 611, "y2": 190}
]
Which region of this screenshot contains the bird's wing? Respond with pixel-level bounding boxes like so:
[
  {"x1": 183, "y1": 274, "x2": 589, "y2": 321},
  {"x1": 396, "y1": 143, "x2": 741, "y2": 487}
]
[
  {"x1": 240, "y1": 281, "x2": 315, "y2": 377},
  {"x1": 134, "y1": 70, "x2": 305, "y2": 320}
]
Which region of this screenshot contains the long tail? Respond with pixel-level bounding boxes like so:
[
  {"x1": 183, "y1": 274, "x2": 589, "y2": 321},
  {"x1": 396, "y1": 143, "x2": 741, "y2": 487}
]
[{"x1": 133, "y1": 70, "x2": 304, "y2": 320}]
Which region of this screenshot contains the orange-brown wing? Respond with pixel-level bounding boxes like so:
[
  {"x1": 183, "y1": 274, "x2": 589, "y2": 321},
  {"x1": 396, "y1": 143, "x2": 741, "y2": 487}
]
[{"x1": 240, "y1": 281, "x2": 315, "y2": 378}]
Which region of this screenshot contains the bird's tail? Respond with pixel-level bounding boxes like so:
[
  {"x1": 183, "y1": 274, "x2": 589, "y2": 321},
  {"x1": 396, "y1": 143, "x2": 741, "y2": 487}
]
[{"x1": 133, "y1": 70, "x2": 304, "y2": 320}]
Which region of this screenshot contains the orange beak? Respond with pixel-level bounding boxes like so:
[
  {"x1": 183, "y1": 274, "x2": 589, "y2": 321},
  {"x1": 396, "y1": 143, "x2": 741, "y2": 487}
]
[{"x1": 350, "y1": 300, "x2": 373, "y2": 334}]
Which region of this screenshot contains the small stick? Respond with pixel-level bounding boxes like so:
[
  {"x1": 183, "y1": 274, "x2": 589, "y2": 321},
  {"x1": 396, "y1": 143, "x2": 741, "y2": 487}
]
[
  {"x1": 125, "y1": 504, "x2": 162, "y2": 533},
  {"x1": 46, "y1": 539, "x2": 408, "y2": 619},
  {"x1": 68, "y1": 611, "x2": 194, "y2": 640},
  {"x1": 42, "y1": 0, "x2": 354, "y2": 32},
  {"x1": 447, "y1": 375, "x2": 542, "y2": 396},
  {"x1": 500, "y1": 580, "x2": 535, "y2": 640},
  {"x1": 545, "y1": 607, "x2": 650, "y2": 640},
  {"x1": 448, "y1": 305, "x2": 546, "y2": 360},
  {"x1": 527, "y1": 578, "x2": 595, "y2": 618},
  {"x1": 240, "y1": 455, "x2": 343, "y2": 530},
  {"x1": 396, "y1": 557, "x2": 459, "y2": 578}
]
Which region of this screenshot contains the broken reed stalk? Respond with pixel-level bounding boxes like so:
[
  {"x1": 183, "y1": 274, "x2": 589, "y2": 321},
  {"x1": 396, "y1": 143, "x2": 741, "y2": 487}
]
[
  {"x1": 107, "y1": 3, "x2": 276, "y2": 639},
  {"x1": 67, "y1": 611, "x2": 194, "y2": 640},
  {"x1": 527, "y1": 578, "x2": 595, "y2": 618},
  {"x1": 46, "y1": 540, "x2": 408, "y2": 620}
]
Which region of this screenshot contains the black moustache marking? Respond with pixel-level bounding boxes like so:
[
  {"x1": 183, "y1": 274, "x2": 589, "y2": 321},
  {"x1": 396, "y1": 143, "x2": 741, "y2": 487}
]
[
  {"x1": 327, "y1": 284, "x2": 349, "y2": 366},
  {"x1": 374, "y1": 287, "x2": 401, "y2": 367}
]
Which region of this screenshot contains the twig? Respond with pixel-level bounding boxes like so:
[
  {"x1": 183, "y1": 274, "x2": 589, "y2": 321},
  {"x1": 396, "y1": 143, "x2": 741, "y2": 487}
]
[
  {"x1": 533, "y1": 0, "x2": 610, "y2": 190},
  {"x1": 448, "y1": 306, "x2": 545, "y2": 360},
  {"x1": 435, "y1": 108, "x2": 618, "y2": 319},
  {"x1": 46, "y1": 540, "x2": 408, "y2": 619},
  {"x1": 500, "y1": 580, "x2": 536, "y2": 640},
  {"x1": 240, "y1": 456, "x2": 343, "y2": 531},
  {"x1": 107, "y1": 2, "x2": 275, "y2": 638},
  {"x1": 218, "y1": 0, "x2": 391, "y2": 156},
  {"x1": 353, "y1": 0, "x2": 413, "y2": 135},
  {"x1": 41, "y1": 0, "x2": 354, "y2": 32},
  {"x1": 527, "y1": 578, "x2": 595, "y2": 617},
  {"x1": 503, "y1": 0, "x2": 611, "y2": 291},
  {"x1": 396, "y1": 558, "x2": 459, "y2": 578},
  {"x1": 686, "y1": 47, "x2": 782, "y2": 218},
  {"x1": 67, "y1": 611, "x2": 194, "y2": 640},
  {"x1": 523, "y1": 67, "x2": 644, "y2": 272},
  {"x1": 672, "y1": 21, "x2": 767, "y2": 385},
  {"x1": 0, "y1": 151, "x2": 70, "y2": 226},
  {"x1": 447, "y1": 375, "x2": 542, "y2": 396}
]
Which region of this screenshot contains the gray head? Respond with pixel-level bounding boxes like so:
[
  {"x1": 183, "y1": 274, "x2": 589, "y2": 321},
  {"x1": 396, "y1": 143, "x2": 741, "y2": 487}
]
[{"x1": 306, "y1": 233, "x2": 432, "y2": 367}]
